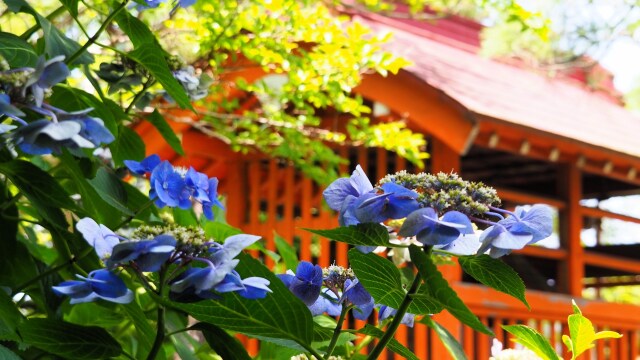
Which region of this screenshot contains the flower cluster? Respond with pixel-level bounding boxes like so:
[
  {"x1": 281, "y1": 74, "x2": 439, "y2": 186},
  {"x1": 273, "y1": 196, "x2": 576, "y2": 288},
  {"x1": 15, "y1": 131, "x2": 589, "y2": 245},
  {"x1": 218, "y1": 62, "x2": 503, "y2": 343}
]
[
  {"x1": 0, "y1": 56, "x2": 114, "y2": 154},
  {"x1": 324, "y1": 165, "x2": 553, "y2": 258},
  {"x1": 125, "y1": 154, "x2": 223, "y2": 220},
  {"x1": 53, "y1": 218, "x2": 271, "y2": 304}
]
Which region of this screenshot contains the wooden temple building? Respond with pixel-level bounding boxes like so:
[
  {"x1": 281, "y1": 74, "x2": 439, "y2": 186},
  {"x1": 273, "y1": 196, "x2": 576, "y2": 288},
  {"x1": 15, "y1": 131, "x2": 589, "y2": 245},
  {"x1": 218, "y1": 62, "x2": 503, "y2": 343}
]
[{"x1": 136, "y1": 10, "x2": 640, "y2": 360}]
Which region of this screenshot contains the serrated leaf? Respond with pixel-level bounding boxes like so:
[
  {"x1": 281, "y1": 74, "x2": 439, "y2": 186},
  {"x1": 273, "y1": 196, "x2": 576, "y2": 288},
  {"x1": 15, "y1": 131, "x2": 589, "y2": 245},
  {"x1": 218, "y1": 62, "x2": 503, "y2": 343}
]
[
  {"x1": 146, "y1": 109, "x2": 184, "y2": 155},
  {"x1": 18, "y1": 318, "x2": 122, "y2": 359},
  {"x1": 348, "y1": 249, "x2": 441, "y2": 315},
  {"x1": 192, "y1": 323, "x2": 251, "y2": 360},
  {"x1": 503, "y1": 325, "x2": 560, "y2": 360},
  {"x1": 127, "y1": 44, "x2": 192, "y2": 110},
  {"x1": 409, "y1": 245, "x2": 492, "y2": 335},
  {"x1": 169, "y1": 253, "x2": 315, "y2": 348},
  {"x1": 88, "y1": 167, "x2": 134, "y2": 217},
  {"x1": 421, "y1": 317, "x2": 468, "y2": 360},
  {"x1": 357, "y1": 324, "x2": 419, "y2": 360},
  {"x1": 305, "y1": 223, "x2": 399, "y2": 248},
  {"x1": 459, "y1": 255, "x2": 529, "y2": 309},
  {"x1": 37, "y1": 13, "x2": 93, "y2": 65},
  {"x1": 0, "y1": 32, "x2": 38, "y2": 67},
  {"x1": 275, "y1": 233, "x2": 299, "y2": 271},
  {"x1": 110, "y1": 126, "x2": 145, "y2": 167}
]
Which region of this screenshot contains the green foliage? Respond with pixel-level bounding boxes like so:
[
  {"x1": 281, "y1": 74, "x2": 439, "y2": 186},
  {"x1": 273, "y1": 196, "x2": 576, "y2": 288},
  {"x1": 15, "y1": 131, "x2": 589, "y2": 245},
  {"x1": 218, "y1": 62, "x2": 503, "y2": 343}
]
[
  {"x1": 458, "y1": 255, "x2": 529, "y2": 309},
  {"x1": 421, "y1": 316, "x2": 468, "y2": 360},
  {"x1": 193, "y1": 322, "x2": 252, "y2": 360},
  {"x1": 502, "y1": 324, "x2": 560, "y2": 360},
  {"x1": 356, "y1": 324, "x2": 419, "y2": 360},
  {"x1": 409, "y1": 245, "x2": 493, "y2": 335},
  {"x1": 304, "y1": 223, "x2": 400, "y2": 249},
  {"x1": 0, "y1": 32, "x2": 38, "y2": 67},
  {"x1": 563, "y1": 301, "x2": 622, "y2": 360}
]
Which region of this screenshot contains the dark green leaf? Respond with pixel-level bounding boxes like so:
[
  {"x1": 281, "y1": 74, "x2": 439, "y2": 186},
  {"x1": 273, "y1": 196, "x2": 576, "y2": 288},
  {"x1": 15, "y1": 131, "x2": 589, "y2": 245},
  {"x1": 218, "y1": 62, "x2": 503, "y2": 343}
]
[
  {"x1": 421, "y1": 317, "x2": 468, "y2": 360},
  {"x1": 275, "y1": 233, "x2": 299, "y2": 271},
  {"x1": 169, "y1": 253, "x2": 315, "y2": 348},
  {"x1": 114, "y1": 10, "x2": 157, "y2": 47},
  {"x1": 0, "y1": 291, "x2": 23, "y2": 341},
  {"x1": 193, "y1": 323, "x2": 251, "y2": 360},
  {"x1": 304, "y1": 223, "x2": 400, "y2": 248},
  {"x1": 0, "y1": 160, "x2": 75, "y2": 227},
  {"x1": 348, "y1": 249, "x2": 441, "y2": 315},
  {"x1": 88, "y1": 167, "x2": 134, "y2": 217},
  {"x1": 122, "y1": 181, "x2": 157, "y2": 222},
  {"x1": 59, "y1": 151, "x2": 120, "y2": 226},
  {"x1": 18, "y1": 318, "x2": 122, "y2": 359},
  {"x1": 110, "y1": 126, "x2": 145, "y2": 167},
  {"x1": 356, "y1": 324, "x2": 419, "y2": 360},
  {"x1": 409, "y1": 245, "x2": 492, "y2": 335},
  {"x1": 0, "y1": 344, "x2": 21, "y2": 360},
  {"x1": 502, "y1": 325, "x2": 560, "y2": 360},
  {"x1": 0, "y1": 32, "x2": 38, "y2": 67},
  {"x1": 146, "y1": 109, "x2": 184, "y2": 155},
  {"x1": 172, "y1": 208, "x2": 199, "y2": 227},
  {"x1": 127, "y1": 44, "x2": 192, "y2": 110},
  {"x1": 257, "y1": 342, "x2": 300, "y2": 360},
  {"x1": 459, "y1": 255, "x2": 529, "y2": 309}
]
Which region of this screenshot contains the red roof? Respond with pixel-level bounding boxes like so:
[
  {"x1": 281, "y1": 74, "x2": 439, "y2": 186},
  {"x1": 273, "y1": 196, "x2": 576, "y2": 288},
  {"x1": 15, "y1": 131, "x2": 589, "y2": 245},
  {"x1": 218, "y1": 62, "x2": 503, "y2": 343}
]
[{"x1": 355, "y1": 13, "x2": 640, "y2": 159}]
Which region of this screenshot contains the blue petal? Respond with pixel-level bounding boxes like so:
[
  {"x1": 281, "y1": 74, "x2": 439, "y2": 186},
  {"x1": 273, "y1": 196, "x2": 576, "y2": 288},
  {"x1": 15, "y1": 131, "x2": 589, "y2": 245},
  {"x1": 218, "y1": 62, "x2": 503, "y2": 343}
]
[
  {"x1": 76, "y1": 218, "x2": 119, "y2": 260},
  {"x1": 353, "y1": 297, "x2": 374, "y2": 320},
  {"x1": 295, "y1": 262, "x2": 323, "y2": 286},
  {"x1": 277, "y1": 273, "x2": 295, "y2": 288},
  {"x1": 343, "y1": 279, "x2": 372, "y2": 306},
  {"x1": 354, "y1": 192, "x2": 392, "y2": 223},
  {"x1": 338, "y1": 195, "x2": 359, "y2": 226},
  {"x1": 237, "y1": 277, "x2": 271, "y2": 299},
  {"x1": 349, "y1": 165, "x2": 374, "y2": 194},
  {"x1": 323, "y1": 178, "x2": 357, "y2": 211},
  {"x1": 440, "y1": 211, "x2": 474, "y2": 234},
  {"x1": 398, "y1": 208, "x2": 438, "y2": 237},
  {"x1": 290, "y1": 277, "x2": 322, "y2": 306}
]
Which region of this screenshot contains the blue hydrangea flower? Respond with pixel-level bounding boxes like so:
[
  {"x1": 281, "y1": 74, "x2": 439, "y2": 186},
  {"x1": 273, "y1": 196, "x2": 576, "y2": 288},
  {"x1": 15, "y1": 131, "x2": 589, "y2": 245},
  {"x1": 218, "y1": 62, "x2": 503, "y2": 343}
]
[
  {"x1": 169, "y1": 259, "x2": 240, "y2": 297},
  {"x1": 278, "y1": 261, "x2": 323, "y2": 306},
  {"x1": 56, "y1": 108, "x2": 115, "y2": 147},
  {"x1": 343, "y1": 278, "x2": 372, "y2": 307},
  {"x1": 108, "y1": 235, "x2": 177, "y2": 272},
  {"x1": 125, "y1": 154, "x2": 161, "y2": 175},
  {"x1": 398, "y1": 208, "x2": 474, "y2": 247},
  {"x1": 477, "y1": 205, "x2": 553, "y2": 258},
  {"x1": 52, "y1": 269, "x2": 133, "y2": 304},
  {"x1": 0, "y1": 93, "x2": 26, "y2": 122},
  {"x1": 213, "y1": 270, "x2": 271, "y2": 299},
  {"x1": 24, "y1": 56, "x2": 70, "y2": 107},
  {"x1": 209, "y1": 234, "x2": 261, "y2": 264},
  {"x1": 378, "y1": 305, "x2": 415, "y2": 327},
  {"x1": 11, "y1": 119, "x2": 90, "y2": 155},
  {"x1": 202, "y1": 177, "x2": 224, "y2": 220},
  {"x1": 353, "y1": 182, "x2": 419, "y2": 223},
  {"x1": 352, "y1": 297, "x2": 375, "y2": 320},
  {"x1": 76, "y1": 217, "x2": 119, "y2": 261},
  {"x1": 323, "y1": 164, "x2": 374, "y2": 213},
  {"x1": 150, "y1": 161, "x2": 191, "y2": 208},
  {"x1": 308, "y1": 289, "x2": 342, "y2": 317}
]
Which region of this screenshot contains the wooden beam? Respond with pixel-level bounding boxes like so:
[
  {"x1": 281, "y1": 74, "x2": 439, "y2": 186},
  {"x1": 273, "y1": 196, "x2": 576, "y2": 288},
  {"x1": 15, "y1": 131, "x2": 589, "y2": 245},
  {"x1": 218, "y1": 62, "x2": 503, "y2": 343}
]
[
  {"x1": 357, "y1": 71, "x2": 477, "y2": 155},
  {"x1": 583, "y1": 251, "x2": 640, "y2": 275},
  {"x1": 580, "y1": 206, "x2": 640, "y2": 225},
  {"x1": 495, "y1": 187, "x2": 566, "y2": 209},
  {"x1": 558, "y1": 164, "x2": 584, "y2": 296}
]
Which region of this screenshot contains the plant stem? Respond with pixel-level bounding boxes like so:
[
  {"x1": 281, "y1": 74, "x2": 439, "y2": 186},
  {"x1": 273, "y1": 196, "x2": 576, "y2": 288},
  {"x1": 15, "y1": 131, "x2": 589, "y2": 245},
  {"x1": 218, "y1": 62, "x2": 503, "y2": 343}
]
[
  {"x1": 12, "y1": 247, "x2": 94, "y2": 295},
  {"x1": 146, "y1": 268, "x2": 167, "y2": 360},
  {"x1": 366, "y1": 273, "x2": 423, "y2": 359},
  {"x1": 65, "y1": 0, "x2": 129, "y2": 65},
  {"x1": 125, "y1": 79, "x2": 156, "y2": 114},
  {"x1": 326, "y1": 305, "x2": 350, "y2": 357},
  {"x1": 114, "y1": 199, "x2": 155, "y2": 231}
]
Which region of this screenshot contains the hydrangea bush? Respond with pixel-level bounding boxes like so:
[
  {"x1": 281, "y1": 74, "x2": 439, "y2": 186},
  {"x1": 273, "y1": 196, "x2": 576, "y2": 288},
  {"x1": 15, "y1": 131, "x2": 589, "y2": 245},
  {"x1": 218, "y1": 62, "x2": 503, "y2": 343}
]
[{"x1": 0, "y1": 1, "x2": 621, "y2": 359}]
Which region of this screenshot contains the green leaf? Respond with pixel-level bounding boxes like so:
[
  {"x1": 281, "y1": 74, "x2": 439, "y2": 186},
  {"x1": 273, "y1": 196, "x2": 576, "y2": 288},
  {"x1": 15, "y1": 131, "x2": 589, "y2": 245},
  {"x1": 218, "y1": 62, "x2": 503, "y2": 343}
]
[
  {"x1": 146, "y1": 109, "x2": 184, "y2": 155},
  {"x1": 127, "y1": 44, "x2": 192, "y2": 110},
  {"x1": 356, "y1": 324, "x2": 419, "y2": 360},
  {"x1": 0, "y1": 32, "x2": 38, "y2": 67},
  {"x1": 59, "y1": 151, "x2": 120, "y2": 226},
  {"x1": 37, "y1": 13, "x2": 93, "y2": 65},
  {"x1": 110, "y1": 126, "x2": 145, "y2": 167},
  {"x1": 409, "y1": 245, "x2": 492, "y2": 335},
  {"x1": 121, "y1": 301, "x2": 155, "y2": 356},
  {"x1": 88, "y1": 167, "x2": 135, "y2": 217},
  {"x1": 564, "y1": 302, "x2": 621, "y2": 360},
  {"x1": 18, "y1": 318, "x2": 122, "y2": 359},
  {"x1": 59, "y1": 0, "x2": 79, "y2": 17},
  {"x1": 169, "y1": 253, "x2": 315, "y2": 348},
  {"x1": 421, "y1": 317, "x2": 467, "y2": 360},
  {"x1": 172, "y1": 207, "x2": 199, "y2": 227},
  {"x1": 593, "y1": 330, "x2": 622, "y2": 341},
  {"x1": 348, "y1": 249, "x2": 441, "y2": 315},
  {"x1": 503, "y1": 324, "x2": 560, "y2": 360},
  {"x1": 0, "y1": 344, "x2": 21, "y2": 360},
  {"x1": 274, "y1": 233, "x2": 299, "y2": 271},
  {"x1": 0, "y1": 291, "x2": 23, "y2": 341},
  {"x1": 458, "y1": 255, "x2": 529, "y2": 309},
  {"x1": 114, "y1": 10, "x2": 157, "y2": 48},
  {"x1": 203, "y1": 221, "x2": 242, "y2": 242},
  {"x1": 193, "y1": 323, "x2": 252, "y2": 360},
  {"x1": 304, "y1": 223, "x2": 400, "y2": 248},
  {"x1": 0, "y1": 160, "x2": 75, "y2": 227}
]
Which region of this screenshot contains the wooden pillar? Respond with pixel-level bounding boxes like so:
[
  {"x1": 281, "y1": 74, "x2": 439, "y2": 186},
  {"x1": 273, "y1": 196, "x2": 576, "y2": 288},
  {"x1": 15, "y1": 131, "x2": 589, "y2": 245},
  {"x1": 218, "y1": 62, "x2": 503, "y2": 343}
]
[{"x1": 558, "y1": 164, "x2": 584, "y2": 296}]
